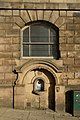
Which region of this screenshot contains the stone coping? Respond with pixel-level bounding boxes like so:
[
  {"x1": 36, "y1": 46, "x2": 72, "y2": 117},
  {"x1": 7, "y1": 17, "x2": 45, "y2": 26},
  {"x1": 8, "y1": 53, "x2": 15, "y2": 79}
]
[
  {"x1": 0, "y1": 0, "x2": 80, "y2": 3},
  {"x1": 0, "y1": 2, "x2": 80, "y2": 10}
]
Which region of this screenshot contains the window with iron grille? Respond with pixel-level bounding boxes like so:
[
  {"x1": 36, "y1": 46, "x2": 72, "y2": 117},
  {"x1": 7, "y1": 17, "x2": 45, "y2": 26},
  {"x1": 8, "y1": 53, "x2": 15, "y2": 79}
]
[{"x1": 22, "y1": 21, "x2": 60, "y2": 59}]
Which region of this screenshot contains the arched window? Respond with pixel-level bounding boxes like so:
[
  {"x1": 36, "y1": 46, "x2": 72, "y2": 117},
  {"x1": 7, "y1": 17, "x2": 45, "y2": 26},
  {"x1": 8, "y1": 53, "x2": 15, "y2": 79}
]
[{"x1": 22, "y1": 21, "x2": 60, "y2": 59}]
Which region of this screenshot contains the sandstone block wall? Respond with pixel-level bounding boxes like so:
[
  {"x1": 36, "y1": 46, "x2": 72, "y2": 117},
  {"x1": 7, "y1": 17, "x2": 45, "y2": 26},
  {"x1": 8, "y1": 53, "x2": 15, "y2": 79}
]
[{"x1": 0, "y1": 1, "x2": 80, "y2": 108}]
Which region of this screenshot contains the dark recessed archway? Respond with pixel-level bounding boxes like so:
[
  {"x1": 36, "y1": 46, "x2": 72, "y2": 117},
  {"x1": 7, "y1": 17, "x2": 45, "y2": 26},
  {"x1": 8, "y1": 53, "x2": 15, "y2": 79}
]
[
  {"x1": 65, "y1": 90, "x2": 73, "y2": 115},
  {"x1": 32, "y1": 68, "x2": 56, "y2": 111}
]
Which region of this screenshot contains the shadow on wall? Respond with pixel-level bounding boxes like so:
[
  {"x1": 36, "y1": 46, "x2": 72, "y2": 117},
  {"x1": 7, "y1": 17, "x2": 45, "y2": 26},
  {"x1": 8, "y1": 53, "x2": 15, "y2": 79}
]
[
  {"x1": 47, "y1": 73, "x2": 55, "y2": 111},
  {"x1": 65, "y1": 90, "x2": 73, "y2": 115},
  {"x1": 48, "y1": 85, "x2": 55, "y2": 110}
]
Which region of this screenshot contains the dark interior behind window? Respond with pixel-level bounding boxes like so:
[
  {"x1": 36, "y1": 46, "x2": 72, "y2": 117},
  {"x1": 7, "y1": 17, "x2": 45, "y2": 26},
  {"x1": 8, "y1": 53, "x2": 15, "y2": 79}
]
[{"x1": 22, "y1": 21, "x2": 60, "y2": 59}]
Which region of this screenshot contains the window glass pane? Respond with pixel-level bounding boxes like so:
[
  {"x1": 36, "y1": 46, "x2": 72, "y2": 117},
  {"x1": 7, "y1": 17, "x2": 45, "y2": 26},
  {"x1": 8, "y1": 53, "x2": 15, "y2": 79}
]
[
  {"x1": 23, "y1": 27, "x2": 29, "y2": 42},
  {"x1": 50, "y1": 28, "x2": 57, "y2": 42},
  {"x1": 23, "y1": 45, "x2": 29, "y2": 56},
  {"x1": 50, "y1": 45, "x2": 53, "y2": 56},
  {"x1": 50, "y1": 44, "x2": 59, "y2": 59},
  {"x1": 30, "y1": 45, "x2": 49, "y2": 56},
  {"x1": 31, "y1": 25, "x2": 49, "y2": 42},
  {"x1": 22, "y1": 22, "x2": 59, "y2": 59}
]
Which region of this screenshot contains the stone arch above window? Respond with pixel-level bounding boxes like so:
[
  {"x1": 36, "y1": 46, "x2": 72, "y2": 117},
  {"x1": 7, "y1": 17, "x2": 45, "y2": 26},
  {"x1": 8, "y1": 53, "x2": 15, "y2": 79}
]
[{"x1": 21, "y1": 20, "x2": 60, "y2": 59}]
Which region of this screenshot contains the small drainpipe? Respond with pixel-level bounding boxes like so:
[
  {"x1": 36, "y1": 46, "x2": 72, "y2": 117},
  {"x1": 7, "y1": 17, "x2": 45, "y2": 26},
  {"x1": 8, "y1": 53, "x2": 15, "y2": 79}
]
[{"x1": 12, "y1": 69, "x2": 18, "y2": 109}]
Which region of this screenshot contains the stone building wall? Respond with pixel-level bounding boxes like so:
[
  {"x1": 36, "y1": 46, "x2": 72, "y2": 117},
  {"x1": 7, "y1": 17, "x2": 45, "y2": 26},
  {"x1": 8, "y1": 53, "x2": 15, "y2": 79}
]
[{"x1": 0, "y1": 0, "x2": 80, "y2": 111}]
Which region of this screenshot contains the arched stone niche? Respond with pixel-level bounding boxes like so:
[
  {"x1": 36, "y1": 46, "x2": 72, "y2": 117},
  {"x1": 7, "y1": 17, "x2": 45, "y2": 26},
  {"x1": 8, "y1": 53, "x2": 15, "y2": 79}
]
[
  {"x1": 14, "y1": 59, "x2": 65, "y2": 111},
  {"x1": 17, "y1": 59, "x2": 62, "y2": 85}
]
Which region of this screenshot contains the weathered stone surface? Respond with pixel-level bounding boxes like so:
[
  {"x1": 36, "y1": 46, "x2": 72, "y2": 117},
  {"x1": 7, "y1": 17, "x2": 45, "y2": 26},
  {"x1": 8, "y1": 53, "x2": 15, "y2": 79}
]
[
  {"x1": 75, "y1": 59, "x2": 80, "y2": 65},
  {"x1": 23, "y1": 0, "x2": 49, "y2": 2},
  {"x1": 66, "y1": 37, "x2": 74, "y2": 43},
  {"x1": 5, "y1": 44, "x2": 20, "y2": 52},
  {"x1": 0, "y1": 0, "x2": 79, "y2": 3},
  {"x1": 74, "y1": 24, "x2": 80, "y2": 30},
  {"x1": 68, "y1": 79, "x2": 80, "y2": 85},
  {"x1": 0, "y1": 16, "x2": 5, "y2": 22},
  {"x1": 59, "y1": 24, "x2": 66, "y2": 30},
  {"x1": 75, "y1": 30, "x2": 80, "y2": 36},
  {"x1": 20, "y1": 10, "x2": 30, "y2": 23},
  {"x1": 13, "y1": 17, "x2": 25, "y2": 28},
  {"x1": 44, "y1": 11, "x2": 52, "y2": 21},
  {"x1": 60, "y1": 44, "x2": 75, "y2": 51},
  {"x1": 0, "y1": 66, "x2": 12, "y2": 73},
  {"x1": 27, "y1": 10, "x2": 37, "y2": 21},
  {"x1": 0, "y1": 45, "x2": 5, "y2": 52},
  {"x1": 45, "y1": 3, "x2": 59, "y2": 9},
  {"x1": 59, "y1": 3, "x2": 68, "y2": 9},
  {"x1": 68, "y1": 66, "x2": 80, "y2": 72},
  {"x1": 0, "y1": 1, "x2": 80, "y2": 111},
  {"x1": 60, "y1": 72, "x2": 74, "y2": 79},
  {"x1": 11, "y1": 2, "x2": 24, "y2": 8},
  {"x1": 59, "y1": 37, "x2": 66, "y2": 43},
  {"x1": 68, "y1": 51, "x2": 80, "y2": 58},
  {"x1": 50, "y1": 11, "x2": 59, "y2": 24},
  {"x1": 0, "y1": 73, "x2": 4, "y2": 80},
  {"x1": 5, "y1": 16, "x2": 14, "y2": 22},
  {"x1": 13, "y1": 51, "x2": 20, "y2": 58},
  {"x1": 0, "y1": 52, "x2": 12, "y2": 58},
  {"x1": 0, "y1": 37, "x2": 12, "y2": 44},
  {"x1": 55, "y1": 17, "x2": 66, "y2": 28},
  {"x1": 60, "y1": 44, "x2": 66, "y2": 51},
  {"x1": 0, "y1": 0, "x2": 21, "y2": 2},
  {"x1": 66, "y1": 17, "x2": 74, "y2": 23},
  {"x1": 6, "y1": 29, "x2": 20, "y2": 36},
  {"x1": 12, "y1": 37, "x2": 20, "y2": 44},
  {"x1": 60, "y1": 30, "x2": 74, "y2": 36},
  {"x1": 0, "y1": 23, "x2": 12, "y2": 30},
  {"x1": 5, "y1": 73, "x2": 16, "y2": 80},
  {"x1": 66, "y1": 44, "x2": 75, "y2": 51},
  {"x1": 63, "y1": 58, "x2": 74, "y2": 65},
  {"x1": 0, "y1": 2, "x2": 11, "y2": 8},
  {"x1": 61, "y1": 51, "x2": 67, "y2": 58},
  {"x1": 74, "y1": 52, "x2": 80, "y2": 58},
  {"x1": 0, "y1": 10, "x2": 12, "y2": 16},
  {"x1": 75, "y1": 72, "x2": 80, "y2": 78},
  {"x1": 75, "y1": 44, "x2": 80, "y2": 50},
  {"x1": 60, "y1": 11, "x2": 67, "y2": 17},
  {"x1": 67, "y1": 11, "x2": 74, "y2": 17},
  {"x1": 0, "y1": 30, "x2": 5, "y2": 36},
  {"x1": 13, "y1": 10, "x2": 20, "y2": 16},
  {"x1": 66, "y1": 24, "x2": 75, "y2": 30},
  {"x1": 24, "y1": 3, "x2": 35, "y2": 9},
  {"x1": 68, "y1": 51, "x2": 76, "y2": 57},
  {"x1": 67, "y1": 72, "x2": 74, "y2": 79},
  {"x1": 73, "y1": 12, "x2": 80, "y2": 17},
  {"x1": 37, "y1": 10, "x2": 44, "y2": 20},
  {"x1": 3, "y1": 59, "x2": 16, "y2": 66},
  {"x1": 0, "y1": 59, "x2": 3, "y2": 65},
  {"x1": 74, "y1": 17, "x2": 80, "y2": 23}
]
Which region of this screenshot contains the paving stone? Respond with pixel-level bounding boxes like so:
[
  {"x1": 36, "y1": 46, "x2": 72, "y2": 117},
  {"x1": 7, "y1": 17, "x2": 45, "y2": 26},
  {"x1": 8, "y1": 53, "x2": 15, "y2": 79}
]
[{"x1": 0, "y1": 108, "x2": 79, "y2": 120}]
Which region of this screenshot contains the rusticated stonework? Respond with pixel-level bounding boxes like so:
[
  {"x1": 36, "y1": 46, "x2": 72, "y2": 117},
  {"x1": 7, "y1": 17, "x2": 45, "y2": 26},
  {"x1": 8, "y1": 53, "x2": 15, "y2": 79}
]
[{"x1": 0, "y1": 0, "x2": 80, "y2": 113}]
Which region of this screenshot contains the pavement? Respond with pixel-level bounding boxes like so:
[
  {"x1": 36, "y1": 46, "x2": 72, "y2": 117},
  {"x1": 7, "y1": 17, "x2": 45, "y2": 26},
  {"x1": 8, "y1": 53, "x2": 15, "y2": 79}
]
[{"x1": 0, "y1": 108, "x2": 80, "y2": 120}]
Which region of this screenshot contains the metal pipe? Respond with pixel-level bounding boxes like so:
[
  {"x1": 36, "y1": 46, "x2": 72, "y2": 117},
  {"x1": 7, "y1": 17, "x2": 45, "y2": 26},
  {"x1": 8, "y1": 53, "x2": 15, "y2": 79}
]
[
  {"x1": 13, "y1": 85, "x2": 14, "y2": 109},
  {"x1": 12, "y1": 69, "x2": 18, "y2": 109}
]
